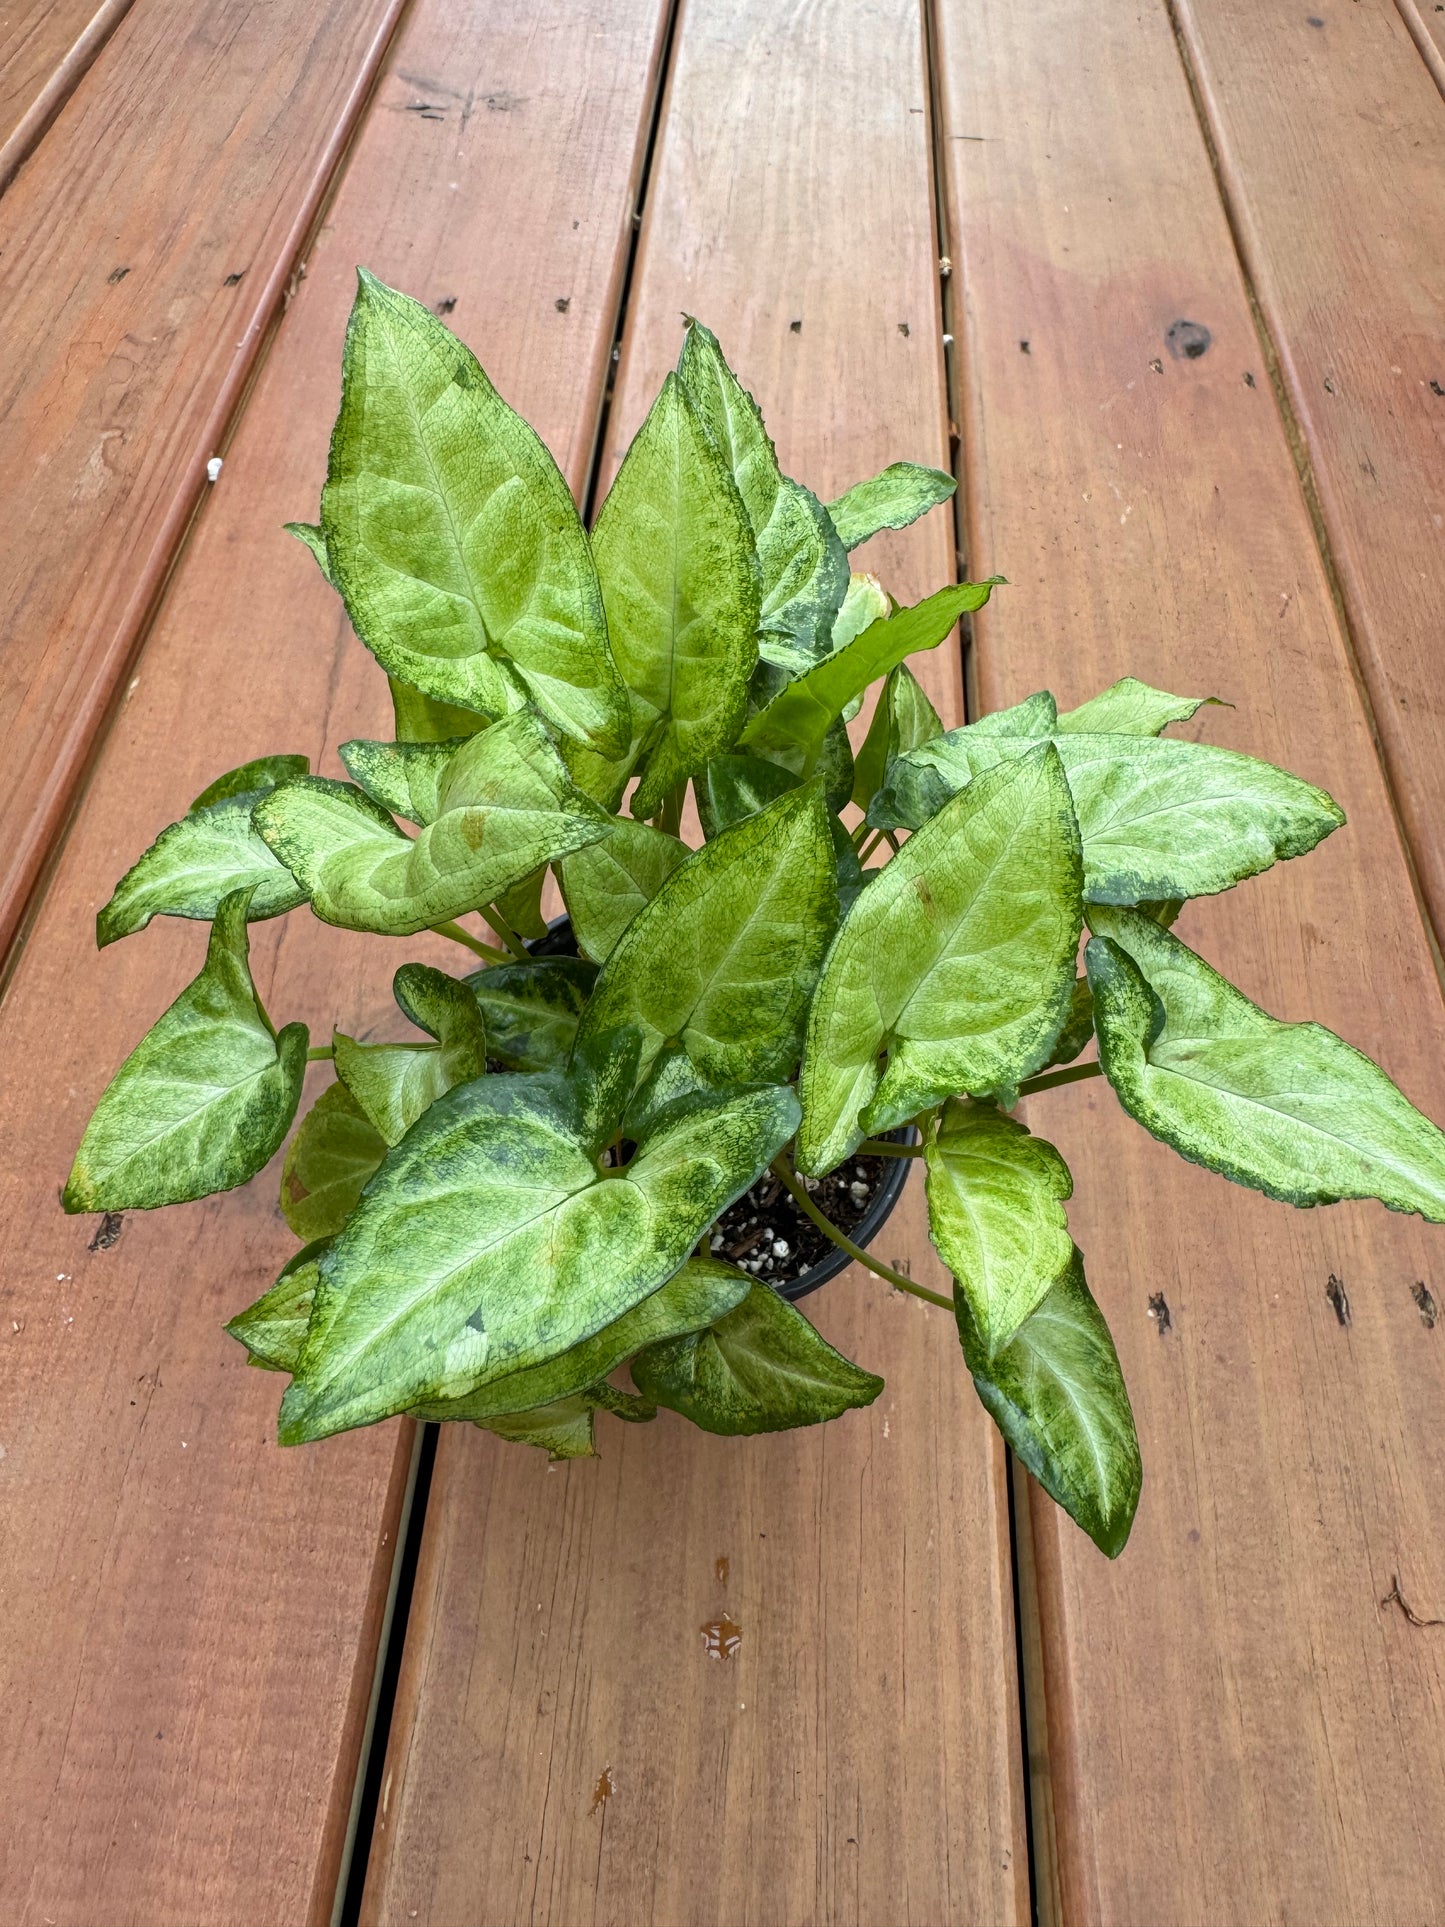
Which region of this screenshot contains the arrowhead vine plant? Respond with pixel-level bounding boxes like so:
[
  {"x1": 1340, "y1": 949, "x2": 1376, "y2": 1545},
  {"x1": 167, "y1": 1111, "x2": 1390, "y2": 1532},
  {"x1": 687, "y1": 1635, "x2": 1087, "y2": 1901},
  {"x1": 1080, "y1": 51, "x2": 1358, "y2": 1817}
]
[{"x1": 66, "y1": 271, "x2": 1445, "y2": 1556}]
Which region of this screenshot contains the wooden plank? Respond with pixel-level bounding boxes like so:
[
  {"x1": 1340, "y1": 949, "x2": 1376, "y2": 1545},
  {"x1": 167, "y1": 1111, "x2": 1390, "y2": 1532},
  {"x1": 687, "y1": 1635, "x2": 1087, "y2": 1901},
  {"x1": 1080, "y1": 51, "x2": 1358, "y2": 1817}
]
[
  {"x1": 935, "y1": 1, "x2": 1445, "y2": 1921},
  {"x1": 362, "y1": 5, "x2": 1029, "y2": 1924},
  {"x1": 0, "y1": 1, "x2": 133, "y2": 193},
  {"x1": 0, "y1": 1, "x2": 670, "y2": 1921},
  {"x1": 0, "y1": 0, "x2": 409, "y2": 975},
  {"x1": 1175, "y1": 0, "x2": 1445, "y2": 951}
]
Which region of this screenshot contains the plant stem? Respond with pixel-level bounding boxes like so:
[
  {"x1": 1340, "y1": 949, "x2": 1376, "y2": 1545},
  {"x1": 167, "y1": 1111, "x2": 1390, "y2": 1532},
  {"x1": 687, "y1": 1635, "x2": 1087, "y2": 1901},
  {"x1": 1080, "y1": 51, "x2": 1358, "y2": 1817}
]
[
  {"x1": 431, "y1": 920, "x2": 509, "y2": 965},
  {"x1": 856, "y1": 829, "x2": 887, "y2": 864},
  {"x1": 1016, "y1": 1059, "x2": 1103, "y2": 1097},
  {"x1": 770, "y1": 1155, "x2": 954, "y2": 1312},
  {"x1": 658, "y1": 783, "x2": 684, "y2": 838},
  {"x1": 857, "y1": 1138, "x2": 922, "y2": 1158},
  {"x1": 482, "y1": 906, "x2": 530, "y2": 961},
  {"x1": 306, "y1": 1045, "x2": 334, "y2": 1062}
]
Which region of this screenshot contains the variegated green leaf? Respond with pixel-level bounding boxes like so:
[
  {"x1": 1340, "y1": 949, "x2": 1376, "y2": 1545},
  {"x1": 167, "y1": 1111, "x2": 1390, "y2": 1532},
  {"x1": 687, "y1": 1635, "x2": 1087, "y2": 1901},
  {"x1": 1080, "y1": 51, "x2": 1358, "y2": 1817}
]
[
  {"x1": 740, "y1": 580, "x2": 1001, "y2": 772},
  {"x1": 925, "y1": 1101, "x2": 1074, "y2": 1356},
  {"x1": 1087, "y1": 907, "x2": 1445, "y2": 1220},
  {"x1": 799, "y1": 745, "x2": 1082, "y2": 1174},
  {"x1": 558, "y1": 815, "x2": 687, "y2": 962},
  {"x1": 575, "y1": 783, "x2": 837, "y2": 1090},
  {"x1": 851, "y1": 661, "x2": 943, "y2": 811},
  {"x1": 65, "y1": 889, "x2": 308, "y2": 1211},
  {"x1": 334, "y1": 962, "x2": 488, "y2": 1145},
  {"x1": 1056, "y1": 676, "x2": 1223, "y2": 737},
  {"x1": 631, "y1": 1282, "x2": 883, "y2": 1434},
  {"x1": 592, "y1": 371, "x2": 760, "y2": 816},
  {"x1": 415, "y1": 1257, "x2": 751, "y2": 1421},
  {"x1": 279, "y1": 1079, "x2": 386, "y2": 1240},
  {"x1": 98, "y1": 756, "x2": 310, "y2": 945},
  {"x1": 388, "y1": 674, "x2": 490, "y2": 745},
  {"x1": 254, "y1": 711, "x2": 609, "y2": 935},
  {"x1": 874, "y1": 728, "x2": 1343, "y2": 905},
  {"x1": 337, "y1": 736, "x2": 463, "y2": 825},
  {"x1": 826, "y1": 461, "x2": 956, "y2": 551},
  {"x1": 320, "y1": 270, "x2": 628, "y2": 752},
  {"x1": 226, "y1": 1239, "x2": 330, "y2": 1372},
  {"x1": 960, "y1": 1248, "x2": 1141, "y2": 1558},
  {"x1": 466, "y1": 954, "x2": 596, "y2": 1070},
  {"x1": 473, "y1": 1383, "x2": 655, "y2": 1459},
  {"x1": 278, "y1": 1075, "x2": 800, "y2": 1442},
  {"x1": 677, "y1": 319, "x2": 849, "y2": 670}
]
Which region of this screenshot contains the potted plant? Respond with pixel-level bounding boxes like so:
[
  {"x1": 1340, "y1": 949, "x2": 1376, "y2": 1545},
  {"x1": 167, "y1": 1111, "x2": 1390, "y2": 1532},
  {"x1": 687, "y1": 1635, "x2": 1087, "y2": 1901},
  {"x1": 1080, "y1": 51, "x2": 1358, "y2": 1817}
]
[{"x1": 65, "y1": 273, "x2": 1445, "y2": 1557}]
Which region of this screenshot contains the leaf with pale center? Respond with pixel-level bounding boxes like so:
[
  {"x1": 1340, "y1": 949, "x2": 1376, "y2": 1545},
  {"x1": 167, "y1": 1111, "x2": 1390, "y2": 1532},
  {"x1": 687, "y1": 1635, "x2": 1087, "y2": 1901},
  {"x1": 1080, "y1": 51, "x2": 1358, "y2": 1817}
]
[
  {"x1": 874, "y1": 728, "x2": 1342, "y2": 904},
  {"x1": 925, "y1": 1101, "x2": 1074, "y2": 1356},
  {"x1": 631, "y1": 1281, "x2": 883, "y2": 1434},
  {"x1": 826, "y1": 461, "x2": 956, "y2": 551},
  {"x1": 65, "y1": 889, "x2": 308, "y2": 1211},
  {"x1": 320, "y1": 270, "x2": 628, "y2": 753},
  {"x1": 277, "y1": 1074, "x2": 801, "y2": 1442},
  {"x1": 798, "y1": 744, "x2": 1082, "y2": 1174},
  {"x1": 98, "y1": 756, "x2": 310, "y2": 945},
  {"x1": 592, "y1": 371, "x2": 760, "y2": 816},
  {"x1": 575, "y1": 783, "x2": 838, "y2": 1091},
  {"x1": 1086, "y1": 907, "x2": 1445, "y2": 1220},
  {"x1": 279, "y1": 1079, "x2": 387, "y2": 1240},
  {"x1": 254, "y1": 710, "x2": 609, "y2": 935},
  {"x1": 466, "y1": 954, "x2": 596, "y2": 1069},
  {"x1": 960, "y1": 1248, "x2": 1141, "y2": 1558},
  {"x1": 677, "y1": 319, "x2": 849, "y2": 669},
  {"x1": 740, "y1": 580, "x2": 1001, "y2": 771},
  {"x1": 334, "y1": 962, "x2": 488, "y2": 1145},
  {"x1": 558, "y1": 816, "x2": 687, "y2": 962}
]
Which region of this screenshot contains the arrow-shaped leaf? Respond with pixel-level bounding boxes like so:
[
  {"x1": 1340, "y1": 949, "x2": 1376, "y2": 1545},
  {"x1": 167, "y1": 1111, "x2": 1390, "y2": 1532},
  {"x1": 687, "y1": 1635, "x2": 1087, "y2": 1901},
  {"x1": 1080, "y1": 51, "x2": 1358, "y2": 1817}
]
[
  {"x1": 592, "y1": 371, "x2": 760, "y2": 816},
  {"x1": 279, "y1": 1079, "x2": 387, "y2": 1240},
  {"x1": 1055, "y1": 676, "x2": 1224, "y2": 737},
  {"x1": 826, "y1": 461, "x2": 956, "y2": 551},
  {"x1": 740, "y1": 580, "x2": 1001, "y2": 772},
  {"x1": 874, "y1": 728, "x2": 1342, "y2": 905},
  {"x1": 321, "y1": 270, "x2": 628, "y2": 753},
  {"x1": 558, "y1": 815, "x2": 688, "y2": 962},
  {"x1": 799, "y1": 744, "x2": 1082, "y2": 1174},
  {"x1": 1087, "y1": 906, "x2": 1445, "y2": 1220},
  {"x1": 960, "y1": 1248, "x2": 1141, "y2": 1558},
  {"x1": 65, "y1": 888, "x2": 308, "y2": 1211},
  {"x1": 254, "y1": 710, "x2": 609, "y2": 935},
  {"x1": 334, "y1": 962, "x2": 488, "y2": 1145},
  {"x1": 677, "y1": 319, "x2": 850, "y2": 669},
  {"x1": 98, "y1": 756, "x2": 310, "y2": 945},
  {"x1": 466, "y1": 954, "x2": 597, "y2": 1070},
  {"x1": 278, "y1": 1074, "x2": 800, "y2": 1442},
  {"x1": 925, "y1": 1101, "x2": 1074, "y2": 1356},
  {"x1": 575, "y1": 783, "x2": 838, "y2": 1091},
  {"x1": 631, "y1": 1280, "x2": 883, "y2": 1433}
]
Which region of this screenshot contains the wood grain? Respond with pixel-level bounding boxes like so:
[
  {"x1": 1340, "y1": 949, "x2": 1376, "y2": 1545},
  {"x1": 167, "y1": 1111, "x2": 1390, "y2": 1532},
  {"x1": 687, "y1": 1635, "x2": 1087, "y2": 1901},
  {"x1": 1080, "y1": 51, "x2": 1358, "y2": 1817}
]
[
  {"x1": 936, "y1": 1, "x2": 1445, "y2": 1921},
  {"x1": 0, "y1": 0, "x2": 671, "y2": 1920},
  {"x1": 0, "y1": 0, "x2": 133, "y2": 192},
  {"x1": 0, "y1": 0, "x2": 409, "y2": 975},
  {"x1": 1176, "y1": 0, "x2": 1445, "y2": 955},
  {"x1": 362, "y1": 4, "x2": 1029, "y2": 1924}
]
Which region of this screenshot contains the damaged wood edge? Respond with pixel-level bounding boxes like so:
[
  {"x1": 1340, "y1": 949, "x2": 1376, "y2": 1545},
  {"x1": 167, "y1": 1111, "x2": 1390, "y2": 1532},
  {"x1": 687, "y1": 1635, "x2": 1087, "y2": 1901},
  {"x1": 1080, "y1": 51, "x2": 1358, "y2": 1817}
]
[
  {"x1": 0, "y1": 0, "x2": 415, "y2": 997},
  {"x1": 0, "y1": 0, "x2": 137, "y2": 198}
]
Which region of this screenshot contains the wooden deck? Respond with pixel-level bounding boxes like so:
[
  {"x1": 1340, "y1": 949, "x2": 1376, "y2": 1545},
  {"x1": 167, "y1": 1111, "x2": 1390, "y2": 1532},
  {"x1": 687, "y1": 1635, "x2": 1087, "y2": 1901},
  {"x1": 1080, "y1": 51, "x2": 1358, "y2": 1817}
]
[{"x1": 1, "y1": 2, "x2": 1442, "y2": 1922}]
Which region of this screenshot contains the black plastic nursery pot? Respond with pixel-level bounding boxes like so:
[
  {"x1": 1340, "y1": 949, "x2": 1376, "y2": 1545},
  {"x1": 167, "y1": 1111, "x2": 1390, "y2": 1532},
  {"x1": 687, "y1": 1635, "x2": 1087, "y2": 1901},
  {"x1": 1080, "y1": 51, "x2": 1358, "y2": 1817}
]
[{"x1": 526, "y1": 914, "x2": 916, "y2": 1303}]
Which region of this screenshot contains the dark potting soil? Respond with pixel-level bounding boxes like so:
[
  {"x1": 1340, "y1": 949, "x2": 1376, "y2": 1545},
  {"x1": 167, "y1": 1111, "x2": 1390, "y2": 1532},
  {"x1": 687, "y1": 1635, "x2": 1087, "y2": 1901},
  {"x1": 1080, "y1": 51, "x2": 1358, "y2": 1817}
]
[{"x1": 707, "y1": 1153, "x2": 896, "y2": 1289}]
